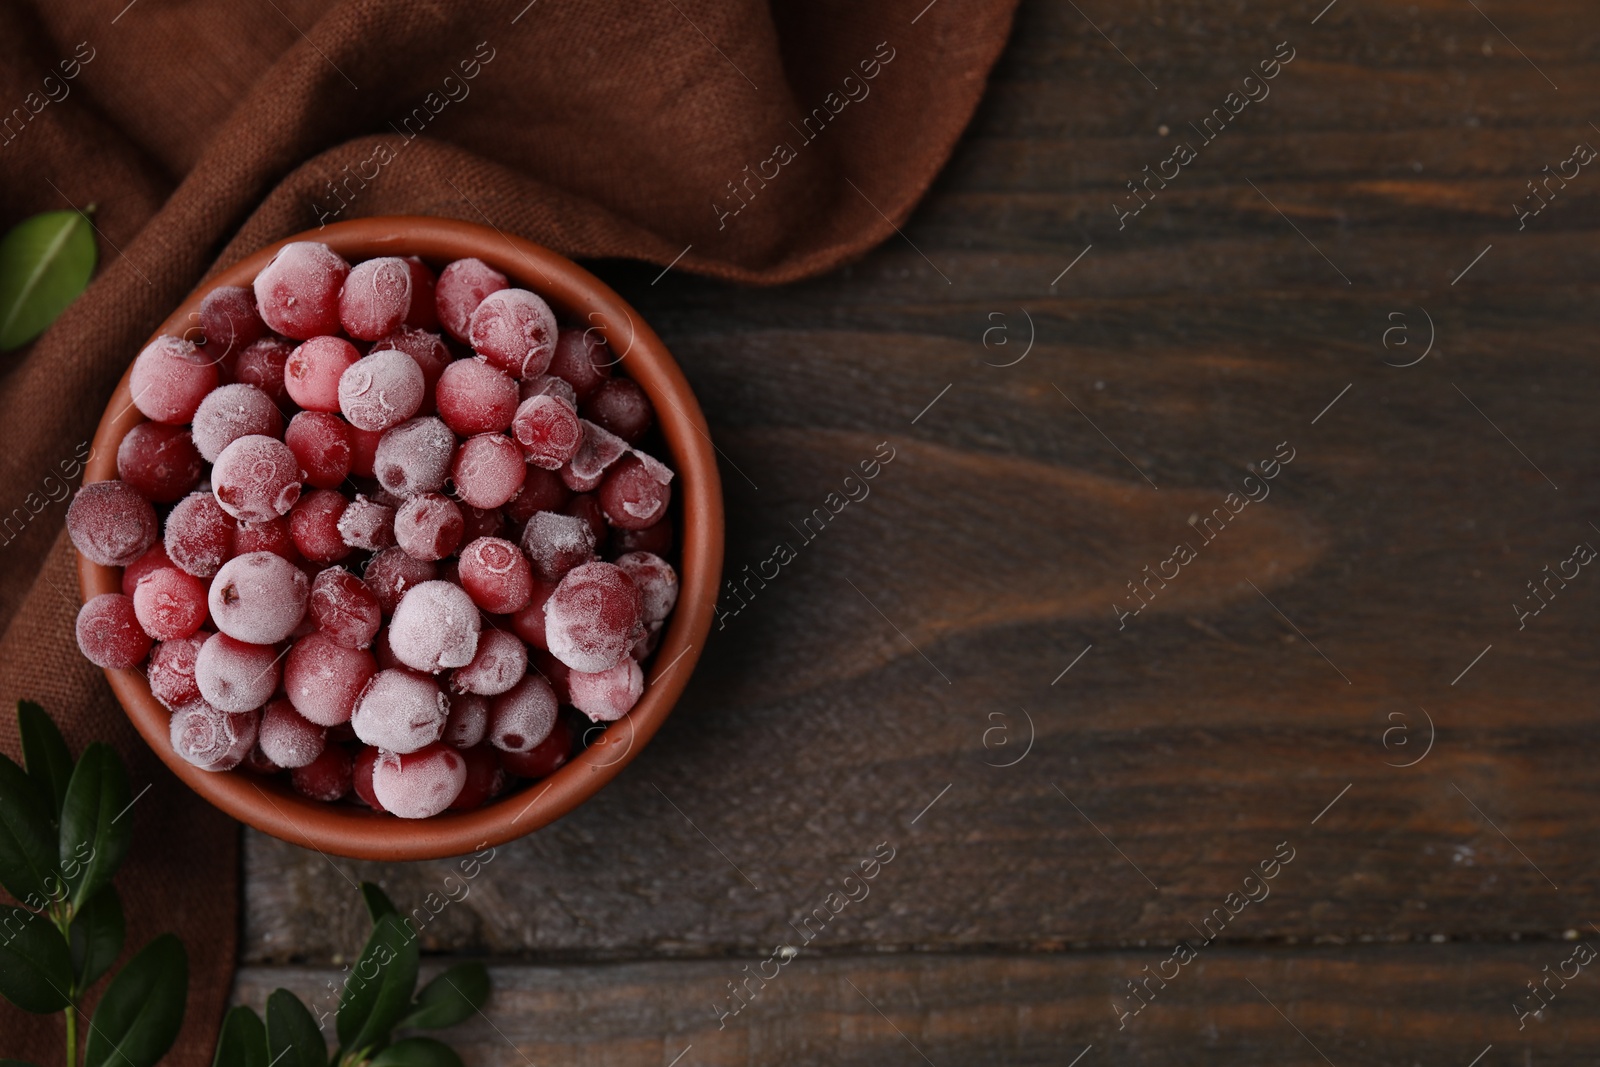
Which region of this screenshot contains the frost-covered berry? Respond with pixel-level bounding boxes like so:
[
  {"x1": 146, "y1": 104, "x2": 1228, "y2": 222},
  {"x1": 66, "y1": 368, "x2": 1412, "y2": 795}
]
[
  {"x1": 288, "y1": 489, "x2": 351, "y2": 564},
  {"x1": 339, "y1": 349, "x2": 425, "y2": 431},
  {"x1": 232, "y1": 336, "x2": 294, "y2": 403},
  {"x1": 449, "y1": 743, "x2": 506, "y2": 810},
  {"x1": 147, "y1": 633, "x2": 205, "y2": 709},
  {"x1": 442, "y1": 693, "x2": 489, "y2": 748},
  {"x1": 568, "y1": 659, "x2": 644, "y2": 722},
  {"x1": 520, "y1": 510, "x2": 596, "y2": 582},
  {"x1": 212, "y1": 435, "x2": 303, "y2": 522},
  {"x1": 511, "y1": 394, "x2": 582, "y2": 471},
  {"x1": 131, "y1": 335, "x2": 218, "y2": 424},
  {"x1": 452, "y1": 433, "x2": 524, "y2": 509},
  {"x1": 394, "y1": 493, "x2": 464, "y2": 561},
  {"x1": 337, "y1": 494, "x2": 396, "y2": 552},
  {"x1": 291, "y1": 744, "x2": 353, "y2": 801},
  {"x1": 284, "y1": 411, "x2": 352, "y2": 490},
  {"x1": 435, "y1": 257, "x2": 507, "y2": 342},
  {"x1": 436, "y1": 358, "x2": 518, "y2": 436},
  {"x1": 170, "y1": 700, "x2": 258, "y2": 771},
  {"x1": 599, "y1": 453, "x2": 672, "y2": 530},
  {"x1": 469, "y1": 289, "x2": 558, "y2": 379},
  {"x1": 195, "y1": 632, "x2": 280, "y2": 712},
  {"x1": 544, "y1": 561, "x2": 643, "y2": 673},
  {"x1": 488, "y1": 674, "x2": 557, "y2": 752},
  {"x1": 254, "y1": 241, "x2": 350, "y2": 339},
  {"x1": 388, "y1": 580, "x2": 480, "y2": 672},
  {"x1": 208, "y1": 551, "x2": 309, "y2": 644},
  {"x1": 199, "y1": 285, "x2": 268, "y2": 358},
  {"x1": 165, "y1": 492, "x2": 235, "y2": 578},
  {"x1": 449, "y1": 628, "x2": 527, "y2": 696},
  {"x1": 614, "y1": 552, "x2": 678, "y2": 625},
  {"x1": 284, "y1": 336, "x2": 360, "y2": 412},
  {"x1": 583, "y1": 377, "x2": 653, "y2": 443},
  {"x1": 258, "y1": 697, "x2": 326, "y2": 768},
  {"x1": 339, "y1": 256, "x2": 413, "y2": 340},
  {"x1": 351, "y1": 668, "x2": 449, "y2": 753},
  {"x1": 546, "y1": 327, "x2": 611, "y2": 402},
  {"x1": 284, "y1": 631, "x2": 376, "y2": 726},
  {"x1": 132, "y1": 567, "x2": 208, "y2": 640},
  {"x1": 75, "y1": 593, "x2": 152, "y2": 669},
  {"x1": 500, "y1": 715, "x2": 572, "y2": 778},
  {"x1": 457, "y1": 536, "x2": 534, "y2": 614},
  {"x1": 372, "y1": 743, "x2": 466, "y2": 818},
  {"x1": 363, "y1": 546, "x2": 437, "y2": 614},
  {"x1": 68, "y1": 480, "x2": 159, "y2": 567},
  {"x1": 308, "y1": 567, "x2": 381, "y2": 649},
  {"x1": 373, "y1": 416, "x2": 454, "y2": 497},
  {"x1": 116, "y1": 423, "x2": 204, "y2": 503},
  {"x1": 192, "y1": 384, "x2": 284, "y2": 463}
]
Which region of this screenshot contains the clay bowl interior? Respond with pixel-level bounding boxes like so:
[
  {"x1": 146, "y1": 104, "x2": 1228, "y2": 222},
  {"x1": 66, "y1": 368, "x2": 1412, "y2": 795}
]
[{"x1": 77, "y1": 216, "x2": 723, "y2": 861}]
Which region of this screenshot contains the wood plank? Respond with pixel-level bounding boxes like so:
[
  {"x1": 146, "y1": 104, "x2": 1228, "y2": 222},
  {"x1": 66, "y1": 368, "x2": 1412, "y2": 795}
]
[{"x1": 234, "y1": 944, "x2": 1600, "y2": 1065}]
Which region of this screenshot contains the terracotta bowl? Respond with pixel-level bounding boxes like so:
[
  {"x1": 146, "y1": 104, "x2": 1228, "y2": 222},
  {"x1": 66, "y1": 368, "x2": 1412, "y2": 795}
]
[{"x1": 77, "y1": 216, "x2": 723, "y2": 861}]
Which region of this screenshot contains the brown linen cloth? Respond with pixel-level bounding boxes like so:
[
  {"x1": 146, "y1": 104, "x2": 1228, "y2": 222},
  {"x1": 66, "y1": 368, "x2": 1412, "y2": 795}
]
[{"x1": 0, "y1": 0, "x2": 1016, "y2": 1061}]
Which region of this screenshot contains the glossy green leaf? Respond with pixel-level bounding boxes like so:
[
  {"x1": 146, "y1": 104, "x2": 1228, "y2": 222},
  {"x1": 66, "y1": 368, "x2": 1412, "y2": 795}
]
[
  {"x1": 59, "y1": 742, "x2": 132, "y2": 912},
  {"x1": 0, "y1": 209, "x2": 96, "y2": 352},
  {"x1": 336, "y1": 913, "x2": 419, "y2": 1052},
  {"x1": 69, "y1": 885, "x2": 124, "y2": 991},
  {"x1": 361, "y1": 882, "x2": 398, "y2": 922},
  {"x1": 83, "y1": 934, "x2": 187, "y2": 1067},
  {"x1": 16, "y1": 701, "x2": 73, "y2": 819},
  {"x1": 212, "y1": 1005, "x2": 268, "y2": 1067},
  {"x1": 400, "y1": 963, "x2": 488, "y2": 1030},
  {"x1": 0, "y1": 905, "x2": 71, "y2": 1013},
  {"x1": 369, "y1": 1037, "x2": 463, "y2": 1067},
  {"x1": 0, "y1": 752, "x2": 56, "y2": 905},
  {"x1": 266, "y1": 987, "x2": 326, "y2": 1067}
]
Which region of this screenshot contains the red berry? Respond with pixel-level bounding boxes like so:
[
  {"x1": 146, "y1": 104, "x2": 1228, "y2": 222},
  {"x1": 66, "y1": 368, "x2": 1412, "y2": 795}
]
[
  {"x1": 546, "y1": 327, "x2": 611, "y2": 402},
  {"x1": 122, "y1": 542, "x2": 174, "y2": 597},
  {"x1": 388, "y1": 580, "x2": 481, "y2": 672},
  {"x1": 373, "y1": 416, "x2": 454, "y2": 498},
  {"x1": 529, "y1": 649, "x2": 572, "y2": 703},
  {"x1": 285, "y1": 631, "x2": 377, "y2": 726},
  {"x1": 165, "y1": 492, "x2": 235, "y2": 578},
  {"x1": 520, "y1": 510, "x2": 596, "y2": 582},
  {"x1": 500, "y1": 715, "x2": 572, "y2": 778},
  {"x1": 459, "y1": 504, "x2": 506, "y2": 543},
  {"x1": 131, "y1": 335, "x2": 219, "y2": 424},
  {"x1": 258, "y1": 697, "x2": 326, "y2": 768},
  {"x1": 394, "y1": 493, "x2": 464, "y2": 561},
  {"x1": 170, "y1": 701, "x2": 259, "y2": 771},
  {"x1": 598, "y1": 453, "x2": 672, "y2": 530},
  {"x1": 233, "y1": 337, "x2": 295, "y2": 403},
  {"x1": 450, "y1": 628, "x2": 527, "y2": 696},
  {"x1": 339, "y1": 256, "x2": 413, "y2": 340},
  {"x1": 508, "y1": 576, "x2": 558, "y2": 649},
  {"x1": 233, "y1": 517, "x2": 300, "y2": 563},
  {"x1": 212, "y1": 435, "x2": 303, "y2": 522},
  {"x1": 352, "y1": 669, "x2": 449, "y2": 752},
  {"x1": 339, "y1": 349, "x2": 425, "y2": 431},
  {"x1": 254, "y1": 242, "x2": 350, "y2": 339},
  {"x1": 520, "y1": 373, "x2": 578, "y2": 409},
  {"x1": 488, "y1": 674, "x2": 557, "y2": 752},
  {"x1": 568, "y1": 659, "x2": 644, "y2": 722},
  {"x1": 610, "y1": 518, "x2": 673, "y2": 558},
  {"x1": 442, "y1": 693, "x2": 489, "y2": 748},
  {"x1": 288, "y1": 489, "x2": 351, "y2": 564},
  {"x1": 195, "y1": 632, "x2": 280, "y2": 712},
  {"x1": 198, "y1": 285, "x2": 268, "y2": 358},
  {"x1": 458, "y1": 536, "x2": 534, "y2": 614},
  {"x1": 308, "y1": 567, "x2": 381, "y2": 649},
  {"x1": 337, "y1": 495, "x2": 396, "y2": 551},
  {"x1": 363, "y1": 546, "x2": 437, "y2": 614},
  {"x1": 373, "y1": 325, "x2": 450, "y2": 410},
  {"x1": 284, "y1": 411, "x2": 352, "y2": 490},
  {"x1": 452, "y1": 433, "x2": 525, "y2": 509},
  {"x1": 193, "y1": 384, "x2": 285, "y2": 463},
  {"x1": 68, "y1": 480, "x2": 159, "y2": 567},
  {"x1": 565, "y1": 419, "x2": 629, "y2": 489},
  {"x1": 511, "y1": 395, "x2": 582, "y2": 471},
  {"x1": 506, "y1": 467, "x2": 571, "y2": 524},
  {"x1": 543, "y1": 561, "x2": 643, "y2": 673},
  {"x1": 436, "y1": 358, "x2": 518, "y2": 435},
  {"x1": 285, "y1": 336, "x2": 360, "y2": 412},
  {"x1": 583, "y1": 377, "x2": 653, "y2": 444},
  {"x1": 148, "y1": 633, "x2": 206, "y2": 709},
  {"x1": 614, "y1": 551, "x2": 679, "y2": 625},
  {"x1": 132, "y1": 567, "x2": 208, "y2": 640},
  {"x1": 469, "y1": 289, "x2": 558, "y2": 379},
  {"x1": 347, "y1": 424, "x2": 384, "y2": 478},
  {"x1": 402, "y1": 257, "x2": 439, "y2": 330},
  {"x1": 75, "y1": 593, "x2": 152, "y2": 669},
  {"x1": 291, "y1": 744, "x2": 353, "y2": 801},
  {"x1": 372, "y1": 742, "x2": 466, "y2": 818},
  {"x1": 352, "y1": 745, "x2": 385, "y2": 810},
  {"x1": 435, "y1": 257, "x2": 508, "y2": 342},
  {"x1": 208, "y1": 550, "x2": 310, "y2": 643},
  {"x1": 116, "y1": 423, "x2": 203, "y2": 503},
  {"x1": 449, "y1": 744, "x2": 506, "y2": 810},
  {"x1": 563, "y1": 493, "x2": 606, "y2": 545}
]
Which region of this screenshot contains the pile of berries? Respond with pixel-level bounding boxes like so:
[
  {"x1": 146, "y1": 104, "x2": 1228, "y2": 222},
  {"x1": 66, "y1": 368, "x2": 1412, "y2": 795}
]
[{"x1": 68, "y1": 243, "x2": 680, "y2": 819}]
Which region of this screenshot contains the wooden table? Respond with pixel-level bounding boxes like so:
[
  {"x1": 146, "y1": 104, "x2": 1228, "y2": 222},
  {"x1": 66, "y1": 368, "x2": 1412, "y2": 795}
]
[{"x1": 238, "y1": 1, "x2": 1600, "y2": 1061}]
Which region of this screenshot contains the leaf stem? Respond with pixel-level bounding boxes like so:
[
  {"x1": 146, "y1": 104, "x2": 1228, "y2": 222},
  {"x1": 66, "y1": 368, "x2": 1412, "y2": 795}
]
[
  {"x1": 65, "y1": 1004, "x2": 78, "y2": 1067},
  {"x1": 54, "y1": 907, "x2": 78, "y2": 1067}
]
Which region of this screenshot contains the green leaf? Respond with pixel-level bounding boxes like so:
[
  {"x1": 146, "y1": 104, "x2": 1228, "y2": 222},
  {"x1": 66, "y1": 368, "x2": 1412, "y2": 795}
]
[
  {"x1": 361, "y1": 882, "x2": 398, "y2": 922},
  {"x1": 369, "y1": 1037, "x2": 463, "y2": 1067},
  {"x1": 266, "y1": 988, "x2": 326, "y2": 1067},
  {"x1": 0, "y1": 905, "x2": 72, "y2": 1013},
  {"x1": 336, "y1": 913, "x2": 419, "y2": 1052},
  {"x1": 400, "y1": 963, "x2": 488, "y2": 1030},
  {"x1": 17, "y1": 701, "x2": 73, "y2": 819},
  {"x1": 0, "y1": 209, "x2": 97, "y2": 352},
  {"x1": 69, "y1": 885, "x2": 124, "y2": 991},
  {"x1": 59, "y1": 743, "x2": 132, "y2": 912},
  {"x1": 0, "y1": 752, "x2": 56, "y2": 906},
  {"x1": 83, "y1": 934, "x2": 187, "y2": 1067},
  {"x1": 212, "y1": 1005, "x2": 268, "y2": 1067}
]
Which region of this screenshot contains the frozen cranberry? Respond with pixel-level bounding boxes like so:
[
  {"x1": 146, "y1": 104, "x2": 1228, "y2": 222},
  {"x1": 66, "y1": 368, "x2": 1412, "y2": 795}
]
[
  {"x1": 123, "y1": 543, "x2": 173, "y2": 596},
  {"x1": 199, "y1": 286, "x2": 268, "y2": 358},
  {"x1": 374, "y1": 324, "x2": 450, "y2": 408},
  {"x1": 116, "y1": 423, "x2": 203, "y2": 503},
  {"x1": 435, "y1": 257, "x2": 508, "y2": 342},
  {"x1": 132, "y1": 567, "x2": 208, "y2": 640},
  {"x1": 442, "y1": 693, "x2": 489, "y2": 748},
  {"x1": 192, "y1": 384, "x2": 284, "y2": 463},
  {"x1": 611, "y1": 517, "x2": 673, "y2": 558},
  {"x1": 208, "y1": 551, "x2": 309, "y2": 643},
  {"x1": 546, "y1": 327, "x2": 610, "y2": 402},
  {"x1": 436, "y1": 358, "x2": 518, "y2": 435},
  {"x1": 449, "y1": 744, "x2": 506, "y2": 810},
  {"x1": 213, "y1": 435, "x2": 302, "y2": 522},
  {"x1": 511, "y1": 394, "x2": 582, "y2": 470},
  {"x1": 171, "y1": 701, "x2": 258, "y2": 771},
  {"x1": 520, "y1": 373, "x2": 578, "y2": 409},
  {"x1": 195, "y1": 632, "x2": 280, "y2": 712},
  {"x1": 488, "y1": 674, "x2": 557, "y2": 752},
  {"x1": 254, "y1": 242, "x2": 350, "y2": 339},
  {"x1": 288, "y1": 489, "x2": 351, "y2": 564},
  {"x1": 508, "y1": 576, "x2": 558, "y2": 650},
  {"x1": 372, "y1": 743, "x2": 466, "y2": 818},
  {"x1": 232, "y1": 518, "x2": 299, "y2": 564},
  {"x1": 373, "y1": 626, "x2": 401, "y2": 670},
  {"x1": 352, "y1": 745, "x2": 385, "y2": 810},
  {"x1": 584, "y1": 377, "x2": 653, "y2": 444},
  {"x1": 458, "y1": 536, "x2": 534, "y2": 614},
  {"x1": 507, "y1": 467, "x2": 570, "y2": 523},
  {"x1": 469, "y1": 289, "x2": 557, "y2": 379},
  {"x1": 564, "y1": 494, "x2": 606, "y2": 545},
  {"x1": 351, "y1": 669, "x2": 449, "y2": 752},
  {"x1": 568, "y1": 659, "x2": 644, "y2": 722},
  {"x1": 631, "y1": 621, "x2": 662, "y2": 661},
  {"x1": 291, "y1": 744, "x2": 353, "y2": 801},
  {"x1": 401, "y1": 257, "x2": 439, "y2": 330},
  {"x1": 500, "y1": 716, "x2": 572, "y2": 778},
  {"x1": 68, "y1": 480, "x2": 159, "y2": 567},
  {"x1": 389, "y1": 493, "x2": 459, "y2": 561},
  {"x1": 450, "y1": 628, "x2": 527, "y2": 696},
  {"x1": 165, "y1": 492, "x2": 234, "y2": 578},
  {"x1": 339, "y1": 256, "x2": 413, "y2": 340},
  {"x1": 451, "y1": 434, "x2": 524, "y2": 510},
  {"x1": 347, "y1": 425, "x2": 383, "y2": 477},
  {"x1": 363, "y1": 546, "x2": 437, "y2": 614},
  {"x1": 284, "y1": 336, "x2": 361, "y2": 412},
  {"x1": 337, "y1": 495, "x2": 396, "y2": 551},
  {"x1": 373, "y1": 416, "x2": 454, "y2": 497},
  {"x1": 284, "y1": 631, "x2": 377, "y2": 726},
  {"x1": 308, "y1": 567, "x2": 382, "y2": 649},
  {"x1": 130, "y1": 335, "x2": 218, "y2": 424},
  {"x1": 520, "y1": 510, "x2": 596, "y2": 582},
  {"x1": 232, "y1": 336, "x2": 294, "y2": 402},
  {"x1": 459, "y1": 504, "x2": 506, "y2": 543},
  {"x1": 564, "y1": 420, "x2": 628, "y2": 491},
  {"x1": 599, "y1": 454, "x2": 672, "y2": 530},
  {"x1": 614, "y1": 552, "x2": 679, "y2": 625},
  {"x1": 284, "y1": 411, "x2": 352, "y2": 490},
  {"x1": 339, "y1": 349, "x2": 425, "y2": 432},
  {"x1": 258, "y1": 697, "x2": 326, "y2": 768},
  {"x1": 75, "y1": 593, "x2": 152, "y2": 669},
  {"x1": 544, "y1": 561, "x2": 643, "y2": 673},
  {"x1": 148, "y1": 633, "x2": 205, "y2": 708},
  {"x1": 388, "y1": 580, "x2": 480, "y2": 672},
  {"x1": 529, "y1": 649, "x2": 572, "y2": 703}
]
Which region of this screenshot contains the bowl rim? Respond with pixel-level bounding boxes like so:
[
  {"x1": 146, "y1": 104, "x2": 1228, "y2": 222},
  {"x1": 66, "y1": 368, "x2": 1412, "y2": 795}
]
[{"x1": 77, "y1": 215, "x2": 724, "y2": 861}]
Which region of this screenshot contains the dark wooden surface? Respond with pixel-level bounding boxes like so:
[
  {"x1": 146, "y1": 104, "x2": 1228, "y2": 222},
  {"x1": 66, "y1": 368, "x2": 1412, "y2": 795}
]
[{"x1": 242, "y1": 0, "x2": 1600, "y2": 1061}]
